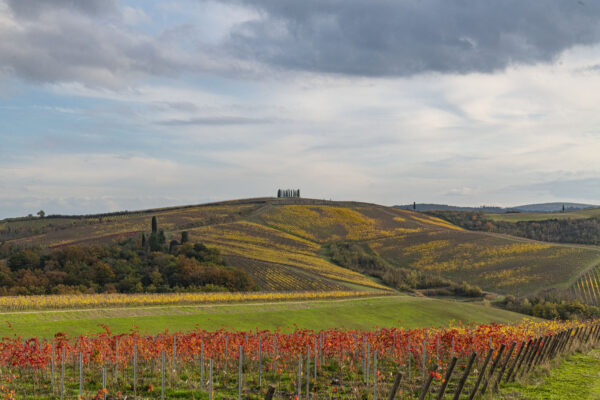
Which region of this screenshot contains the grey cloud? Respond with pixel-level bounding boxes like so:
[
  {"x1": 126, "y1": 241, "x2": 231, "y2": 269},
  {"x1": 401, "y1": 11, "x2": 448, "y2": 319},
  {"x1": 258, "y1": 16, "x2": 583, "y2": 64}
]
[
  {"x1": 0, "y1": 6, "x2": 183, "y2": 87},
  {"x1": 157, "y1": 116, "x2": 275, "y2": 126},
  {"x1": 6, "y1": 0, "x2": 119, "y2": 19},
  {"x1": 221, "y1": 0, "x2": 600, "y2": 76}
]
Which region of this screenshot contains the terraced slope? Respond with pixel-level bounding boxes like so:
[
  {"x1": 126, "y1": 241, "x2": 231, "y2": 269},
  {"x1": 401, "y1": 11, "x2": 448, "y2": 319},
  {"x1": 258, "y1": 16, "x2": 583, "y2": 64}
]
[{"x1": 3, "y1": 198, "x2": 600, "y2": 296}]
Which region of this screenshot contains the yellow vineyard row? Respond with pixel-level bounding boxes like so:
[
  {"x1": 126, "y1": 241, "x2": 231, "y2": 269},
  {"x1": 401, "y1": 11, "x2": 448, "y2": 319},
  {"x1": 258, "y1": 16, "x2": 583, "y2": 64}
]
[{"x1": 0, "y1": 290, "x2": 390, "y2": 311}]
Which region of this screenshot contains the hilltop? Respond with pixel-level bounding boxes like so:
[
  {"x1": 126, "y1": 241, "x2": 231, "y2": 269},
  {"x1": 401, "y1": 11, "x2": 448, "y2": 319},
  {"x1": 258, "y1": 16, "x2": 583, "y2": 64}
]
[
  {"x1": 395, "y1": 202, "x2": 598, "y2": 213},
  {"x1": 2, "y1": 197, "x2": 600, "y2": 297}
]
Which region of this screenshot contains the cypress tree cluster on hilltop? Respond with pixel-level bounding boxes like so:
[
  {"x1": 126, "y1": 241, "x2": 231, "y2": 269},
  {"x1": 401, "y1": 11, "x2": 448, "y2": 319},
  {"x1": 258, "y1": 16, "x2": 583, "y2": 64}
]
[{"x1": 277, "y1": 189, "x2": 301, "y2": 198}]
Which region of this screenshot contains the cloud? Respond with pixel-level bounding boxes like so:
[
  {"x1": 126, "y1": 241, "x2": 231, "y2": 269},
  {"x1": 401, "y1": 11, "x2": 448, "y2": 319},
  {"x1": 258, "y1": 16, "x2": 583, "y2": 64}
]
[
  {"x1": 156, "y1": 116, "x2": 276, "y2": 126},
  {"x1": 3, "y1": 0, "x2": 600, "y2": 89},
  {"x1": 221, "y1": 0, "x2": 600, "y2": 76},
  {"x1": 515, "y1": 178, "x2": 600, "y2": 202},
  {"x1": 5, "y1": 0, "x2": 118, "y2": 19}
]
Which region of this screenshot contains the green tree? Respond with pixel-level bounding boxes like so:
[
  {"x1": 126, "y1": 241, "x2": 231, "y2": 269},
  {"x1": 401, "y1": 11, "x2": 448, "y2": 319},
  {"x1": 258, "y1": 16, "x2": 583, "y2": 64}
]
[
  {"x1": 151, "y1": 216, "x2": 157, "y2": 233},
  {"x1": 37, "y1": 210, "x2": 45, "y2": 218}
]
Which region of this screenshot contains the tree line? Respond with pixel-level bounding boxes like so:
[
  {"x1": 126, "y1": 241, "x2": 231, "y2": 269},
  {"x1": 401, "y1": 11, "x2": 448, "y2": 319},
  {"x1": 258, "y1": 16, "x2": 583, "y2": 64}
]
[
  {"x1": 277, "y1": 189, "x2": 301, "y2": 198},
  {"x1": 427, "y1": 210, "x2": 600, "y2": 245},
  {"x1": 0, "y1": 217, "x2": 255, "y2": 295}
]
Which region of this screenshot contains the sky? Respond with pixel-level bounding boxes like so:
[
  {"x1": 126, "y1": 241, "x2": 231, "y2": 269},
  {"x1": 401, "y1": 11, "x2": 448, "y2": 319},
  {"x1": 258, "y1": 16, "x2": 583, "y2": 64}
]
[{"x1": 1, "y1": 0, "x2": 600, "y2": 218}]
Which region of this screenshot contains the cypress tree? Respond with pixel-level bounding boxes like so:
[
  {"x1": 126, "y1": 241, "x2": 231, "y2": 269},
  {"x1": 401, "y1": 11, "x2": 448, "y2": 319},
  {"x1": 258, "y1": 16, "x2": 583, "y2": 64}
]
[
  {"x1": 151, "y1": 216, "x2": 158, "y2": 233},
  {"x1": 141, "y1": 233, "x2": 146, "y2": 248},
  {"x1": 181, "y1": 231, "x2": 189, "y2": 244}
]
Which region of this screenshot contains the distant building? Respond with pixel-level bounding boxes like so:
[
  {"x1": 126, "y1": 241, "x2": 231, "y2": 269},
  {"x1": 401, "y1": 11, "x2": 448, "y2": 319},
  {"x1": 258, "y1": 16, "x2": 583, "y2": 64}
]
[{"x1": 277, "y1": 189, "x2": 301, "y2": 198}]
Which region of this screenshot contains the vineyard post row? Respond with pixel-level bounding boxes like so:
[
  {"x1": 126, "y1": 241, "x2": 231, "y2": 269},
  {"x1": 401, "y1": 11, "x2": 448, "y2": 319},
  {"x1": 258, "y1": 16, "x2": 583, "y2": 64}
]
[{"x1": 0, "y1": 321, "x2": 599, "y2": 399}]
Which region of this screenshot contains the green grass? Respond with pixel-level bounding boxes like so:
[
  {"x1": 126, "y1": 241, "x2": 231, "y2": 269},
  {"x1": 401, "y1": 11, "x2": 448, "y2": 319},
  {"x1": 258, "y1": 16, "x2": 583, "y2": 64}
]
[
  {"x1": 487, "y1": 207, "x2": 600, "y2": 222},
  {"x1": 0, "y1": 295, "x2": 527, "y2": 337},
  {"x1": 498, "y1": 349, "x2": 600, "y2": 399}
]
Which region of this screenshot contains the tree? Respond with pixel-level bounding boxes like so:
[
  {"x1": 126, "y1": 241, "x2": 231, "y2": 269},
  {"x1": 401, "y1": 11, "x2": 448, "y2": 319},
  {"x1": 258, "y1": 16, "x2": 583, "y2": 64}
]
[
  {"x1": 151, "y1": 216, "x2": 158, "y2": 233},
  {"x1": 181, "y1": 231, "x2": 189, "y2": 244},
  {"x1": 562, "y1": 204, "x2": 565, "y2": 213},
  {"x1": 413, "y1": 202, "x2": 416, "y2": 210},
  {"x1": 141, "y1": 233, "x2": 146, "y2": 248},
  {"x1": 37, "y1": 210, "x2": 45, "y2": 218}
]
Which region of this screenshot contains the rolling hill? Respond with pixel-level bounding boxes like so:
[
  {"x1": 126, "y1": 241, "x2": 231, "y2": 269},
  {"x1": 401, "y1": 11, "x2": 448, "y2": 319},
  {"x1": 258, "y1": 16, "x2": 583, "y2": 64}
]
[{"x1": 2, "y1": 197, "x2": 600, "y2": 297}]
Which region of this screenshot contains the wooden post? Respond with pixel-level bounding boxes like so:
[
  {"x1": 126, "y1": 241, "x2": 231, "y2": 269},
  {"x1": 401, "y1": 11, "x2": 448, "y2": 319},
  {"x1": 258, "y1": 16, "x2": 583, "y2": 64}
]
[
  {"x1": 265, "y1": 385, "x2": 275, "y2": 400},
  {"x1": 306, "y1": 346, "x2": 310, "y2": 399},
  {"x1": 544, "y1": 332, "x2": 562, "y2": 362},
  {"x1": 492, "y1": 341, "x2": 516, "y2": 392},
  {"x1": 479, "y1": 343, "x2": 505, "y2": 396},
  {"x1": 467, "y1": 347, "x2": 493, "y2": 400},
  {"x1": 60, "y1": 347, "x2": 65, "y2": 400},
  {"x1": 552, "y1": 330, "x2": 569, "y2": 358},
  {"x1": 451, "y1": 351, "x2": 476, "y2": 400},
  {"x1": 374, "y1": 350, "x2": 378, "y2": 400},
  {"x1": 133, "y1": 341, "x2": 138, "y2": 397},
  {"x1": 505, "y1": 339, "x2": 531, "y2": 382},
  {"x1": 527, "y1": 336, "x2": 549, "y2": 373},
  {"x1": 566, "y1": 328, "x2": 579, "y2": 352},
  {"x1": 418, "y1": 366, "x2": 437, "y2": 400},
  {"x1": 551, "y1": 332, "x2": 565, "y2": 359},
  {"x1": 259, "y1": 337, "x2": 262, "y2": 387},
  {"x1": 115, "y1": 338, "x2": 119, "y2": 387},
  {"x1": 297, "y1": 354, "x2": 302, "y2": 400},
  {"x1": 537, "y1": 334, "x2": 556, "y2": 365},
  {"x1": 532, "y1": 335, "x2": 552, "y2": 368},
  {"x1": 209, "y1": 359, "x2": 213, "y2": 400},
  {"x1": 314, "y1": 337, "x2": 318, "y2": 379},
  {"x1": 520, "y1": 337, "x2": 541, "y2": 378},
  {"x1": 366, "y1": 342, "x2": 370, "y2": 392},
  {"x1": 436, "y1": 356, "x2": 457, "y2": 400},
  {"x1": 173, "y1": 335, "x2": 177, "y2": 378},
  {"x1": 161, "y1": 350, "x2": 165, "y2": 400},
  {"x1": 51, "y1": 342, "x2": 55, "y2": 388},
  {"x1": 239, "y1": 345, "x2": 243, "y2": 400},
  {"x1": 200, "y1": 341, "x2": 204, "y2": 390},
  {"x1": 387, "y1": 372, "x2": 403, "y2": 400},
  {"x1": 79, "y1": 352, "x2": 83, "y2": 398},
  {"x1": 422, "y1": 340, "x2": 426, "y2": 380}
]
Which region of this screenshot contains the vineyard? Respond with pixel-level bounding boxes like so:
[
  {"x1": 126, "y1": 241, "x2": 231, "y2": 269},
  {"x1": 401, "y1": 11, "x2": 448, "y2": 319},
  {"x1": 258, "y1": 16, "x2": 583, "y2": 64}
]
[
  {"x1": 0, "y1": 320, "x2": 598, "y2": 399},
  {"x1": 2, "y1": 197, "x2": 600, "y2": 295},
  {"x1": 187, "y1": 221, "x2": 388, "y2": 290},
  {"x1": 0, "y1": 291, "x2": 387, "y2": 312},
  {"x1": 571, "y1": 265, "x2": 600, "y2": 306}
]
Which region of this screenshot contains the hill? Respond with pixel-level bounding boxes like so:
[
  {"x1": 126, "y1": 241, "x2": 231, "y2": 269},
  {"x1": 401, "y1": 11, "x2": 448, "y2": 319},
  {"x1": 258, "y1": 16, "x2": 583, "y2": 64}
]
[
  {"x1": 395, "y1": 202, "x2": 598, "y2": 213},
  {"x1": 2, "y1": 197, "x2": 600, "y2": 297},
  {"x1": 394, "y1": 203, "x2": 506, "y2": 212},
  {"x1": 487, "y1": 207, "x2": 600, "y2": 222},
  {"x1": 512, "y1": 202, "x2": 598, "y2": 213}
]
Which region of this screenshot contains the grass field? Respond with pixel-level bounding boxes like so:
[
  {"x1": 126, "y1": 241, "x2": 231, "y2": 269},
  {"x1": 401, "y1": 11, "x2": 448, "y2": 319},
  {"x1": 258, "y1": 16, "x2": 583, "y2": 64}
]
[
  {"x1": 487, "y1": 207, "x2": 600, "y2": 222},
  {"x1": 499, "y1": 349, "x2": 600, "y2": 399},
  {"x1": 0, "y1": 295, "x2": 528, "y2": 337}
]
